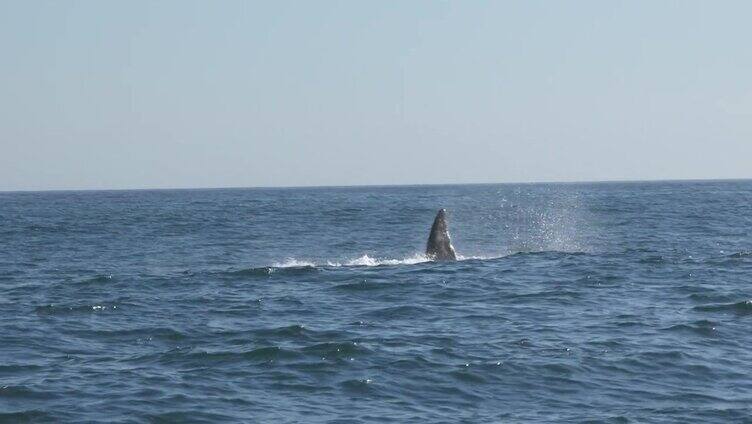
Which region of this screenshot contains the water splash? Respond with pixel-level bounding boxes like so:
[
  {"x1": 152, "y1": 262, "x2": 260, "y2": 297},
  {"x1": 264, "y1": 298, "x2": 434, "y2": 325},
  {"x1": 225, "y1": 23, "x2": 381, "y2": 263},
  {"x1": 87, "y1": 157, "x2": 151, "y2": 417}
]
[
  {"x1": 332, "y1": 254, "x2": 431, "y2": 267},
  {"x1": 272, "y1": 258, "x2": 317, "y2": 268},
  {"x1": 271, "y1": 253, "x2": 512, "y2": 269}
]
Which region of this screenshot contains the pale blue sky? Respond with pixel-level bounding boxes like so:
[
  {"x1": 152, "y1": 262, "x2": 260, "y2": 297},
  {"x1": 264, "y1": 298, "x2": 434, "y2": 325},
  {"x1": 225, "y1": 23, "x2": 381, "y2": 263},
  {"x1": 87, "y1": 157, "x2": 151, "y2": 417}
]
[{"x1": 1, "y1": 1, "x2": 751, "y2": 191}]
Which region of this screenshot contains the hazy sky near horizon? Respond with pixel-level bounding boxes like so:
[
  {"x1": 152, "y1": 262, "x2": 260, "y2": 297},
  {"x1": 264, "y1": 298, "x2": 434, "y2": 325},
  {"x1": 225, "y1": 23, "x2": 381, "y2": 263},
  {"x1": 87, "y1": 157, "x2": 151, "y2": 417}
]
[{"x1": 1, "y1": 1, "x2": 751, "y2": 191}]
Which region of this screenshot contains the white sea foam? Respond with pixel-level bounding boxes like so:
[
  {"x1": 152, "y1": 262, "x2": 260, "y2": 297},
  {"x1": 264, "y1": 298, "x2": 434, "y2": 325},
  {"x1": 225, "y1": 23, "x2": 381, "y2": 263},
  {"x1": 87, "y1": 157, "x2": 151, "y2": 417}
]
[
  {"x1": 345, "y1": 253, "x2": 431, "y2": 267},
  {"x1": 269, "y1": 249, "x2": 590, "y2": 270},
  {"x1": 270, "y1": 254, "x2": 432, "y2": 268},
  {"x1": 270, "y1": 252, "x2": 511, "y2": 269},
  {"x1": 324, "y1": 253, "x2": 431, "y2": 267},
  {"x1": 272, "y1": 258, "x2": 317, "y2": 268},
  {"x1": 456, "y1": 254, "x2": 506, "y2": 261}
]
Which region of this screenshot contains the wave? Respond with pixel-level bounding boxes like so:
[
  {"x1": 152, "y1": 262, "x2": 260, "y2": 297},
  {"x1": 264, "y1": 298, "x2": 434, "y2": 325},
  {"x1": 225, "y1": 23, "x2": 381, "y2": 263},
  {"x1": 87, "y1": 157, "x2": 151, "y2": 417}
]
[
  {"x1": 262, "y1": 254, "x2": 433, "y2": 269},
  {"x1": 35, "y1": 303, "x2": 121, "y2": 316},
  {"x1": 0, "y1": 410, "x2": 56, "y2": 422},
  {"x1": 274, "y1": 253, "x2": 515, "y2": 268},
  {"x1": 272, "y1": 258, "x2": 317, "y2": 268},
  {"x1": 224, "y1": 255, "x2": 430, "y2": 276},
  {"x1": 260, "y1": 250, "x2": 578, "y2": 271},
  {"x1": 211, "y1": 248, "x2": 592, "y2": 284},
  {"x1": 694, "y1": 300, "x2": 752, "y2": 315},
  {"x1": 662, "y1": 320, "x2": 719, "y2": 337},
  {"x1": 726, "y1": 251, "x2": 752, "y2": 259},
  {"x1": 223, "y1": 263, "x2": 319, "y2": 277},
  {"x1": 233, "y1": 248, "x2": 590, "y2": 277},
  {"x1": 328, "y1": 253, "x2": 431, "y2": 267}
]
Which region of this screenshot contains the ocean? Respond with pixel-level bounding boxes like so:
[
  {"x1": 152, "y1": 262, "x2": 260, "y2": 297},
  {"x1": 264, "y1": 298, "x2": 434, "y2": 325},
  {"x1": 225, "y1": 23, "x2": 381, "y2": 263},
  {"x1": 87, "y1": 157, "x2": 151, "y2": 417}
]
[{"x1": 1, "y1": 181, "x2": 751, "y2": 423}]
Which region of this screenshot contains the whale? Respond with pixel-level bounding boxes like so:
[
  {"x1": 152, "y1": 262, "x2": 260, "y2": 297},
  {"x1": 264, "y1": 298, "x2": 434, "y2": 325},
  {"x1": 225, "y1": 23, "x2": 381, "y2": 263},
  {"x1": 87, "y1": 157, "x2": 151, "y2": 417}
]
[{"x1": 426, "y1": 209, "x2": 457, "y2": 261}]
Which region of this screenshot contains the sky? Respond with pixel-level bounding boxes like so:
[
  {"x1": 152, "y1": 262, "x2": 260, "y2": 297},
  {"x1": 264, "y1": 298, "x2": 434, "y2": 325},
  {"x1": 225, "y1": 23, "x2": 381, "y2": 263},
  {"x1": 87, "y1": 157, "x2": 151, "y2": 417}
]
[{"x1": 1, "y1": 1, "x2": 751, "y2": 191}]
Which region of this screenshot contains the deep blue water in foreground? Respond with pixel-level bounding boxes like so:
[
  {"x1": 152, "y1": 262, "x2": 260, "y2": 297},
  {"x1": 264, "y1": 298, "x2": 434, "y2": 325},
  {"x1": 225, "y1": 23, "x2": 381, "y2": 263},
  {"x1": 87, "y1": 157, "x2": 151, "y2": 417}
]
[{"x1": 2, "y1": 181, "x2": 752, "y2": 423}]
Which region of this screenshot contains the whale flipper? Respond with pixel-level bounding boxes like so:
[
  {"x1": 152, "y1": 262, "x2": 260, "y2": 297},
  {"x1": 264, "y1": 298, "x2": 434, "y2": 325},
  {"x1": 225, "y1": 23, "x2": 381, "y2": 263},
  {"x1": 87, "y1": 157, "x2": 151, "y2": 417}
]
[{"x1": 426, "y1": 209, "x2": 457, "y2": 261}]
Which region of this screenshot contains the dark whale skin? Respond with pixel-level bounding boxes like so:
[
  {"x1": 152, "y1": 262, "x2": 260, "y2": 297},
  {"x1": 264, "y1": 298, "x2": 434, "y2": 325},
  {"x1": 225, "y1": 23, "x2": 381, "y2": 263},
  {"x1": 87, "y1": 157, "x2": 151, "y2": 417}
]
[{"x1": 426, "y1": 209, "x2": 457, "y2": 261}]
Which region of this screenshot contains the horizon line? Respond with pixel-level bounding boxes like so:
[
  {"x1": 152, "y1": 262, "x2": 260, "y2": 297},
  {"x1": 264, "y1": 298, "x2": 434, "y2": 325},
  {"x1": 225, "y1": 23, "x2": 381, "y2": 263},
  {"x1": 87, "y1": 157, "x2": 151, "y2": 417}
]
[{"x1": 2, "y1": 176, "x2": 751, "y2": 194}]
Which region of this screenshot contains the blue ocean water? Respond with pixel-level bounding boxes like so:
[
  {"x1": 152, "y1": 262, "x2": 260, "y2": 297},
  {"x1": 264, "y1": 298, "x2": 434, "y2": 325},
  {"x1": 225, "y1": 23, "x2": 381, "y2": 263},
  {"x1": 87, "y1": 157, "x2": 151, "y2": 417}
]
[{"x1": 1, "y1": 181, "x2": 752, "y2": 423}]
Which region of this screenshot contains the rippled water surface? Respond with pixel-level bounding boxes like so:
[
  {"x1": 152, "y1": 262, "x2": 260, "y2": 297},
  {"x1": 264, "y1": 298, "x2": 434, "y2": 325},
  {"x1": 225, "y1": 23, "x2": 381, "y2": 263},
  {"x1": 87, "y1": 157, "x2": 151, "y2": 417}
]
[{"x1": 2, "y1": 181, "x2": 752, "y2": 422}]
